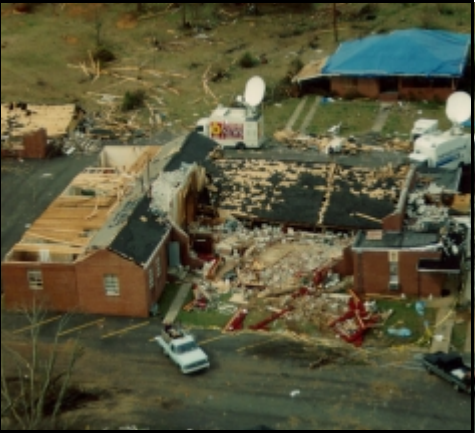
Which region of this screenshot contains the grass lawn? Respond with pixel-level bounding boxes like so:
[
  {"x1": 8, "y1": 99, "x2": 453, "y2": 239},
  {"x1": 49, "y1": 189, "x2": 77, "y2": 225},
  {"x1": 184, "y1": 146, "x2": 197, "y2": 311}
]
[
  {"x1": 367, "y1": 299, "x2": 437, "y2": 347},
  {"x1": 2, "y1": 3, "x2": 470, "y2": 138},
  {"x1": 382, "y1": 101, "x2": 452, "y2": 136},
  {"x1": 176, "y1": 290, "x2": 235, "y2": 330},
  {"x1": 305, "y1": 99, "x2": 380, "y2": 136}
]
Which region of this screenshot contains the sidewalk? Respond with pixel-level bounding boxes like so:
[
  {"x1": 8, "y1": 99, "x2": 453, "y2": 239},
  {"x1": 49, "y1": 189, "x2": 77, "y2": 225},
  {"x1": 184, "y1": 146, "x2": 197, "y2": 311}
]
[
  {"x1": 163, "y1": 283, "x2": 192, "y2": 324},
  {"x1": 371, "y1": 103, "x2": 392, "y2": 133},
  {"x1": 430, "y1": 306, "x2": 455, "y2": 353}
]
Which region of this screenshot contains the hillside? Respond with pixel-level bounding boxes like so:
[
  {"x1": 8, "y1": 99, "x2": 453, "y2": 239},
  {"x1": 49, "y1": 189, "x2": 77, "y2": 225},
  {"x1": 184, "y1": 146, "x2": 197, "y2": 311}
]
[{"x1": 1, "y1": 3, "x2": 472, "y2": 135}]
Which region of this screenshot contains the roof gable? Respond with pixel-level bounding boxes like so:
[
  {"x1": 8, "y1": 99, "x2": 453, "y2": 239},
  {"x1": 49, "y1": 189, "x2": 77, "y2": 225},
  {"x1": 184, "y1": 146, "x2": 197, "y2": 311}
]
[{"x1": 109, "y1": 196, "x2": 170, "y2": 266}]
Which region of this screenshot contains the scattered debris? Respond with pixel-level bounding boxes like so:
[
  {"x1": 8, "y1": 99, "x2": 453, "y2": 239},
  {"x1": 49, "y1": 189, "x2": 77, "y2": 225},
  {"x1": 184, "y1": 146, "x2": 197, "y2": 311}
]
[
  {"x1": 328, "y1": 291, "x2": 382, "y2": 346},
  {"x1": 273, "y1": 129, "x2": 411, "y2": 153},
  {"x1": 387, "y1": 328, "x2": 412, "y2": 338}
]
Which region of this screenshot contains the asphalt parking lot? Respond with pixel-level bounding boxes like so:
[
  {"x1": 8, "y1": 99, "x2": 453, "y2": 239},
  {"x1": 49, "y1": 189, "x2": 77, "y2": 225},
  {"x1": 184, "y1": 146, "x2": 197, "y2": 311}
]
[{"x1": 1, "y1": 308, "x2": 472, "y2": 431}]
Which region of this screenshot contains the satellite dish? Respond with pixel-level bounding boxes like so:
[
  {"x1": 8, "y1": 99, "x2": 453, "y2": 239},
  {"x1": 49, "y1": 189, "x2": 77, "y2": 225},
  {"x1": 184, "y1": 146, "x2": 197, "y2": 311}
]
[
  {"x1": 244, "y1": 76, "x2": 266, "y2": 107},
  {"x1": 446, "y1": 91, "x2": 471, "y2": 125}
]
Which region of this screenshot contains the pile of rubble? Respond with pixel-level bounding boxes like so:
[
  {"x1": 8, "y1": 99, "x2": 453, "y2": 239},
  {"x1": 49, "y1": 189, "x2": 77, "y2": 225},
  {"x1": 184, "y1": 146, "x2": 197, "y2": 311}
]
[
  {"x1": 407, "y1": 183, "x2": 454, "y2": 232},
  {"x1": 273, "y1": 130, "x2": 412, "y2": 154},
  {"x1": 62, "y1": 132, "x2": 103, "y2": 155},
  {"x1": 150, "y1": 165, "x2": 192, "y2": 217},
  {"x1": 181, "y1": 219, "x2": 388, "y2": 344}
]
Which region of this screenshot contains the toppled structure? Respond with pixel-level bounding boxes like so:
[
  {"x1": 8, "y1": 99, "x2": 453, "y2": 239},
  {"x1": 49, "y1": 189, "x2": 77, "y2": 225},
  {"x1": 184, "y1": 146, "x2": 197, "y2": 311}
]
[
  {"x1": 184, "y1": 218, "x2": 358, "y2": 329},
  {"x1": 150, "y1": 163, "x2": 207, "y2": 226},
  {"x1": 1, "y1": 103, "x2": 82, "y2": 158}
]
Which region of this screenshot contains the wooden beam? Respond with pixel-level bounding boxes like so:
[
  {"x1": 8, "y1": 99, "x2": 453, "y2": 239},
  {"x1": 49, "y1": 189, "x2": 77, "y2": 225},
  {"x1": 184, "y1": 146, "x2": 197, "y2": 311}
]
[
  {"x1": 350, "y1": 212, "x2": 382, "y2": 224},
  {"x1": 24, "y1": 232, "x2": 89, "y2": 248},
  {"x1": 12, "y1": 244, "x2": 85, "y2": 256}
]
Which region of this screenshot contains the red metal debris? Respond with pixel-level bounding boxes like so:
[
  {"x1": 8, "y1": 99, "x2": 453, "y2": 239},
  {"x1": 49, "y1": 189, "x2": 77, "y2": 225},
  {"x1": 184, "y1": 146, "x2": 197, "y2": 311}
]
[
  {"x1": 328, "y1": 291, "x2": 380, "y2": 347},
  {"x1": 224, "y1": 308, "x2": 248, "y2": 332}
]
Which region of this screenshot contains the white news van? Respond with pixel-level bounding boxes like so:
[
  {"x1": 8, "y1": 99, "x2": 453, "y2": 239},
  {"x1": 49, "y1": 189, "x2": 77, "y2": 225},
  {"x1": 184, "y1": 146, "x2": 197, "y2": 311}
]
[
  {"x1": 196, "y1": 106, "x2": 265, "y2": 150},
  {"x1": 410, "y1": 118, "x2": 439, "y2": 142},
  {"x1": 409, "y1": 130, "x2": 471, "y2": 170}
]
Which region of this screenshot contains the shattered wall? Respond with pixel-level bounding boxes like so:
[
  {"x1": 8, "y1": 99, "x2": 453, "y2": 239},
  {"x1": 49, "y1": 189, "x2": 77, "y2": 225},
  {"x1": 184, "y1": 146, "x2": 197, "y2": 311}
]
[{"x1": 151, "y1": 164, "x2": 207, "y2": 227}]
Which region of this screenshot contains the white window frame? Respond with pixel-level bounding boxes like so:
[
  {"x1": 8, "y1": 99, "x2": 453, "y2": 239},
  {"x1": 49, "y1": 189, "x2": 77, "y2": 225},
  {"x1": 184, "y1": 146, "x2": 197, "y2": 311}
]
[
  {"x1": 27, "y1": 270, "x2": 43, "y2": 290},
  {"x1": 104, "y1": 274, "x2": 120, "y2": 297}
]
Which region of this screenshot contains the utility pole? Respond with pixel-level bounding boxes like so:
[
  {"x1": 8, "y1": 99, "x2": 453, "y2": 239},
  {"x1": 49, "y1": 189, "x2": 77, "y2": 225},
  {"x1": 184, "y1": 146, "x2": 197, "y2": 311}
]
[{"x1": 332, "y1": 3, "x2": 339, "y2": 43}]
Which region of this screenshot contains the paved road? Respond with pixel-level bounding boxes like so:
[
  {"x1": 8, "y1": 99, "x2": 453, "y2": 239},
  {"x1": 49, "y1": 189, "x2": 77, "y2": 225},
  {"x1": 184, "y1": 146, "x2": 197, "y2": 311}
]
[{"x1": 1, "y1": 312, "x2": 471, "y2": 430}]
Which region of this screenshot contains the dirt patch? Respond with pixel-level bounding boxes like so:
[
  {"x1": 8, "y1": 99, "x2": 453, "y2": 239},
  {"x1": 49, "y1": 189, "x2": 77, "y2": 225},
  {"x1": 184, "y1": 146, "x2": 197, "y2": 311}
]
[
  {"x1": 1, "y1": 6, "x2": 13, "y2": 17},
  {"x1": 116, "y1": 12, "x2": 138, "y2": 30},
  {"x1": 63, "y1": 35, "x2": 79, "y2": 45},
  {"x1": 65, "y1": 3, "x2": 106, "y2": 20}
]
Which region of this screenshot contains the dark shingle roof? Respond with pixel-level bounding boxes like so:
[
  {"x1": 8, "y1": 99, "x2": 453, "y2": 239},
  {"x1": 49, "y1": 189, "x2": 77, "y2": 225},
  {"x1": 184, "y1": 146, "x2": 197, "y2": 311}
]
[
  {"x1": 109, "y1": 197, "x2": 170, "y2": 266},
  {"x1": 354, "y1": 231, "x2": 440, "y2": 250},
  {"x1": 164, "y1": 132, "x2": 218, "y2": 172}
]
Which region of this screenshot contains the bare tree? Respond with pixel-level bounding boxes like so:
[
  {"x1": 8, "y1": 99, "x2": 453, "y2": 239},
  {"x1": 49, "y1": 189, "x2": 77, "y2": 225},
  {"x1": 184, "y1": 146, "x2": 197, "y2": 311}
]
[{"x1": 1, "y1": 304, "x2": 82, "y2": 430}]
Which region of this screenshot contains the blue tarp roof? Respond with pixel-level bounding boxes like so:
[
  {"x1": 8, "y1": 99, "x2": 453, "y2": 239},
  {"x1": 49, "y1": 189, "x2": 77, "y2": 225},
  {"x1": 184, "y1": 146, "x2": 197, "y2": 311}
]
[{"x1": 322, "y1": 29, "x2": 470, "y2": 77}]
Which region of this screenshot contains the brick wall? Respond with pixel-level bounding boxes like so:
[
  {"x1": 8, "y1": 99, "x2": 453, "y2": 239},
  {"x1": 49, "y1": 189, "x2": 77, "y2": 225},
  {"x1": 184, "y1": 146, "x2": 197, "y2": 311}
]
[
  {"x1": 419, "y1": 272, "x2": 446, "y2": 298},
  {"x1": 353, "y1": 249, "x2": 444, "y2": 297},
  {"x1": 382, "y1": 213, "x2": 404, "y2": 232},
  {"x1": 330, "y1": 77, "x2": 454, "y2": 101},
  {"x1": 2, "y1": 262, "x2": 79, "y2": 312},
  {"x1": 353, "y1": 251, "x2": 389, "y2": 295},
  {"x1": 398, "y1": 84, "x2": 453, "y2": 102},
  {"x1": 147, "y1": 233, "x2": 171, "y2": 308},
  {"x1": 76, "y1": 249, "x2": 149, "y2": 318},
  {"x1": 330, "y1": 77, "x2": 380, "y2": 98},
  {"x1": 399, "y1": 251, "x2": 443, "y2": 297},
  {"x1": 333, "y1": 245, "x2": 354, "y2": 277},
  {"x1": 23, "y1": 129, "x2": 48, "y2": 159}
]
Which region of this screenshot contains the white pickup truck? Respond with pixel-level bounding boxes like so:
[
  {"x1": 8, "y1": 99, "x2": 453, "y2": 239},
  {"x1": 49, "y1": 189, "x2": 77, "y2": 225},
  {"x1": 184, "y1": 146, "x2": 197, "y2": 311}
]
[{"x1": 155, "y1": 326, "x2": 210, "y2": 374}]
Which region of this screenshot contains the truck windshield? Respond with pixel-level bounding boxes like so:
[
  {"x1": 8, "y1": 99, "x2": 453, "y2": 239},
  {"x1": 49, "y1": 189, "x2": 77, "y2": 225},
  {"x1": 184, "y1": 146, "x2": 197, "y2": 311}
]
[{"x1": 176, "y1": 342, "x2": 197, "y2": 354}]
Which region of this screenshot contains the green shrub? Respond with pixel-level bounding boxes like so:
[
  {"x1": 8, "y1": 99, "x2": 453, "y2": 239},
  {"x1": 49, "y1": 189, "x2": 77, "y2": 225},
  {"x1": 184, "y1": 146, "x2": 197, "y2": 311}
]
[
  {"x1": 121, "y1": 89, "x2": 146, "y2": 112},
  {"x1": 93, "y1": 46, "x2": 116, "y2": 65},
  {"x1": 284, "y1": 58, "x2": 304, "y2": 83},
  {"x1": 436, "y1": 4, "x2": 455, "y2": 16},
  {"x1": 239, "y1": 51, "x2": 259, "y2": 68}
]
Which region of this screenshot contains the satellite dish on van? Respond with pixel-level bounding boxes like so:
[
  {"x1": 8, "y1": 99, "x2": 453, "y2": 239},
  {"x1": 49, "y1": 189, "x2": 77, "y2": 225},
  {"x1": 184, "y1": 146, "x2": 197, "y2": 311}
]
[
  {"x1": 446, "y1": 91, "x2": 471, "y2": 125},
  {"x1": 244, "y1": 76, "x2": 266, "y2": 107}
]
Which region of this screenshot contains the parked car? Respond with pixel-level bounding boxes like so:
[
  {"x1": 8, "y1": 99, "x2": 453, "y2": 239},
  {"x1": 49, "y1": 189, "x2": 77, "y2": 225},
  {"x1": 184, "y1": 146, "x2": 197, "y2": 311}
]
[
  {"x1": 155, "y1": 325, "x2": 210, "y2": 375},
  {"x1": 422, "y1": 351, "x2": 472, "y2": 394}
]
